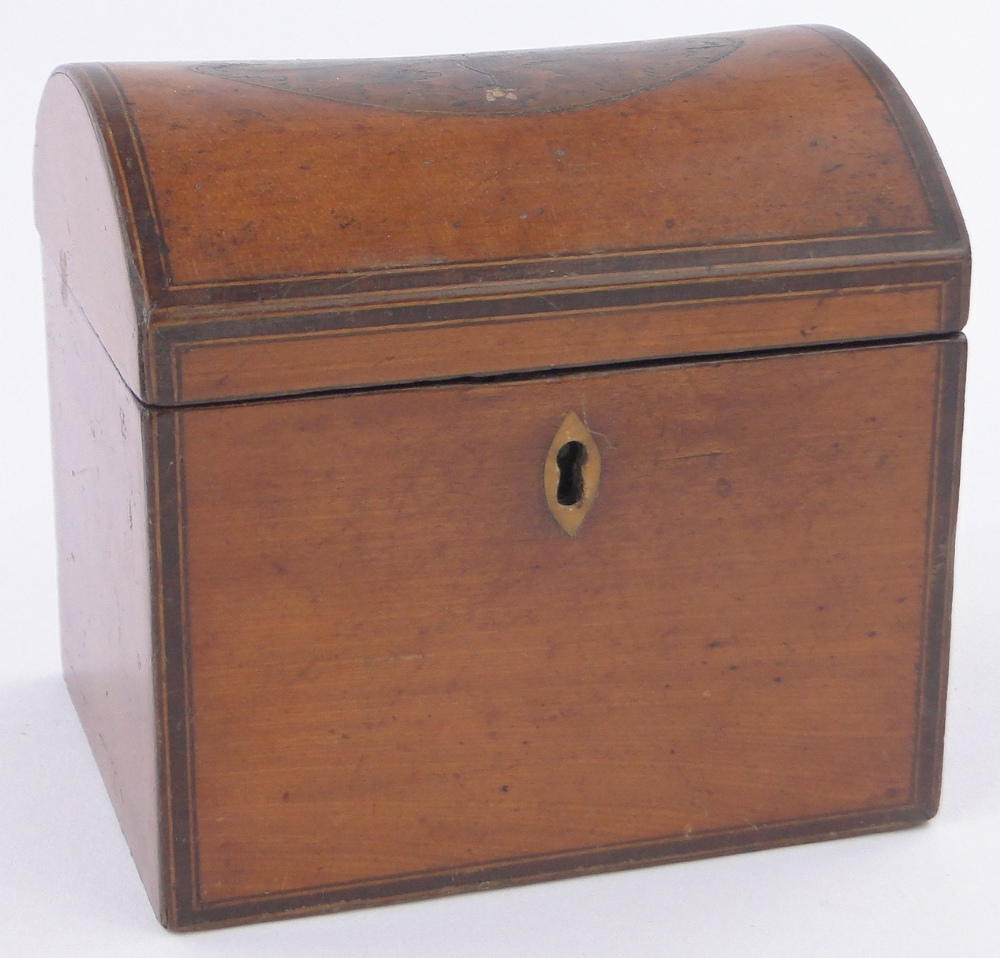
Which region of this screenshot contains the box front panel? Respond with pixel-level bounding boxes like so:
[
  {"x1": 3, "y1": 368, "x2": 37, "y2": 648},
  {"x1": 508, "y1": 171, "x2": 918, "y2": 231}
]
[{"x1": 162, "y1": 337, "x2": 960, "y2": 924}]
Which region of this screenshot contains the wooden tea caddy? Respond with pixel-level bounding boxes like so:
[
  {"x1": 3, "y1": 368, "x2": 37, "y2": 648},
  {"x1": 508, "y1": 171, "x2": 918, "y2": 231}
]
[{"x1": 35, "y1": 26, "x2": 968, "y2": 930}]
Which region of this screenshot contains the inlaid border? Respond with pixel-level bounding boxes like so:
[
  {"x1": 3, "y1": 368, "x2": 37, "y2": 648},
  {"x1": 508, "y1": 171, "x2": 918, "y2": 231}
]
[
  {"x1": 912, "y1": 335, "x2": 966, "y2": 814},
  {"x1": 145, "y1": 264, "x2": 966, "y2": 404},
  {"x1": 60, "y1": 26, "x2": 967, "y2": 319},
  {"x1": 149, "y1": 333, "x2": 964, "y2": 930}
]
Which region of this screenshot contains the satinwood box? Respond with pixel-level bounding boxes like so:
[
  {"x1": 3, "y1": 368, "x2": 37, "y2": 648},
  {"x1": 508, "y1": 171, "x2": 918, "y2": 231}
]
[{"x1": 34, "y1": 26, "x2": 968, "y2": 930}]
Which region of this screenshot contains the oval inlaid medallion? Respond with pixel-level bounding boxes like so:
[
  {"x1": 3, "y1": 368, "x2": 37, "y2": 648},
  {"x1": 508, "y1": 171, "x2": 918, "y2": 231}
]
[{"x1": 191, "y1": 35, "x2": 742, "y2": 117}]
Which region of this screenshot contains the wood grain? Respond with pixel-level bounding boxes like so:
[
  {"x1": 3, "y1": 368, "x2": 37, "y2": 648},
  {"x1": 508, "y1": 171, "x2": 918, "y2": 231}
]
[
  {"x1": 154, "y1": 336, "x2": 961, "y2": 923},
  {"x1": 106, "y1": 26, "x2": 934, "y2": 287},
  {"x1": 162, "y1": 279, "x2": 951, "y2": 404},
  {"x1": 34, "y1": 73, "x2": 145, "y2": 393},
  {"x1": 34, "y1": 26, "x2": 969, "y2": 930},
  {"x1": 43, "y1": 253, "x2": 161, "y2": 919},
  {"x1": 36, "y1": 26, "x2": 968, "y2": 405}
]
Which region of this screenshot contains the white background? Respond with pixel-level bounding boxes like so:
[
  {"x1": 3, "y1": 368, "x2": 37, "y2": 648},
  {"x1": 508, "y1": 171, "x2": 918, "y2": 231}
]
[{"x1": 2, "y1": 2, "x2": 997, "y2": 954}]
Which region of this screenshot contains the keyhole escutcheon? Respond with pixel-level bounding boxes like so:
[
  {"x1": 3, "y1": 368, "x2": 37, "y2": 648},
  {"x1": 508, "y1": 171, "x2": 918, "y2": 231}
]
[{"x1": 544, "y1": 411, "x2": 602, "y2": 536}]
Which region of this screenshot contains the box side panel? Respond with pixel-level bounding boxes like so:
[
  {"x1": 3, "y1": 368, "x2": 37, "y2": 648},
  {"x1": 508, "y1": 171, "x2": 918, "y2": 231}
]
[
  {"x1": 164, "y1": 335, "x2": 956, "y2": 928},
  {"x1": 35, "y1": 72, "x2": 145, "y2": 399},
  {"x1": 44, "y1": 254, "x2": 162, "y2": 920}
]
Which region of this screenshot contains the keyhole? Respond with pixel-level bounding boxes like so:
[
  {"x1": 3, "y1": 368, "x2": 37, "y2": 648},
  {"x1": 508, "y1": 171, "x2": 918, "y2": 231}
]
[{"x1": 555, "y1": 440, "x2": 587, "y2": 506}]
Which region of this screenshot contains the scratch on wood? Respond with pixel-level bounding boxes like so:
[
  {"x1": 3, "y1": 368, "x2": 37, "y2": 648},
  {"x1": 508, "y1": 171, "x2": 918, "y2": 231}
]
[
  {"x1": 669, "y1": 450, "x2": 729, "y2": 462},
  {"x1": 580, "y1": 397, "x2": 617, "y2": 449}
]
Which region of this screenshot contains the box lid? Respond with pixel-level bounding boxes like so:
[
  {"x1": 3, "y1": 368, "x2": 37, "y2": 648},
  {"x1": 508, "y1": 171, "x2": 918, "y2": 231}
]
[{"x1": 35, "y1": 25, "x2": 969, "y2": 406}]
